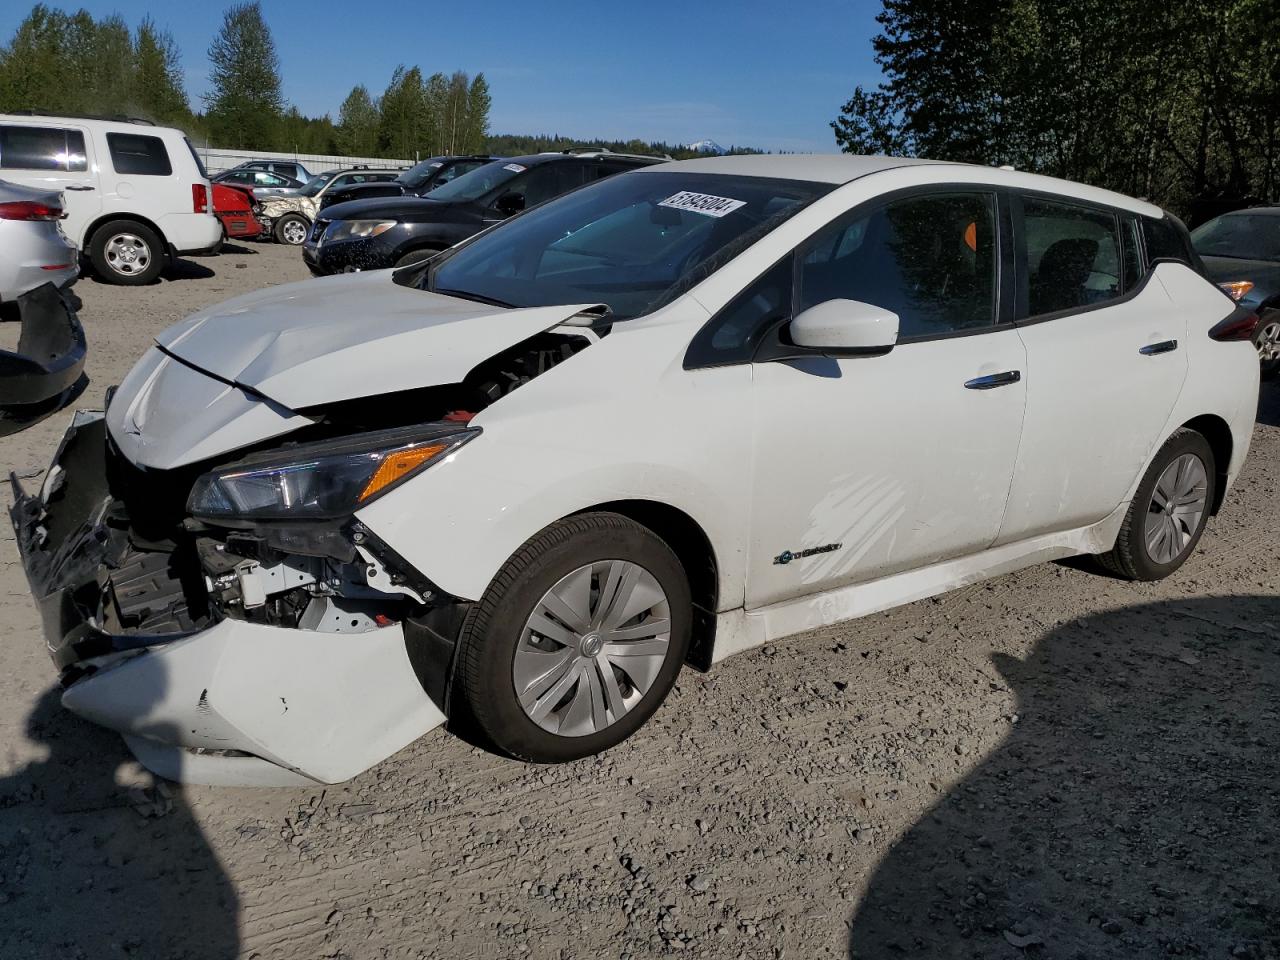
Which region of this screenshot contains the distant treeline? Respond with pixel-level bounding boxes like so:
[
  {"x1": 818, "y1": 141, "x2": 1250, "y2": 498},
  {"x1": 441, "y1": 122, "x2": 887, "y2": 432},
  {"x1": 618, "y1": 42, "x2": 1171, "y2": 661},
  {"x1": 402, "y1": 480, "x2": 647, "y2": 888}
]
[{"x1": 0, "y1": 3, "x2": 756, "y2": 164}]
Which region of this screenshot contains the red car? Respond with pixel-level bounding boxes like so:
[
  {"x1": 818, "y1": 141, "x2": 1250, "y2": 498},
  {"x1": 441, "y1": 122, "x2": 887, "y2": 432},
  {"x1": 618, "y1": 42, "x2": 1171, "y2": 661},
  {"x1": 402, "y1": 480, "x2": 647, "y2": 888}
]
[{"x1": 212, "y1": 183, "x2": 264, "y2": 241}]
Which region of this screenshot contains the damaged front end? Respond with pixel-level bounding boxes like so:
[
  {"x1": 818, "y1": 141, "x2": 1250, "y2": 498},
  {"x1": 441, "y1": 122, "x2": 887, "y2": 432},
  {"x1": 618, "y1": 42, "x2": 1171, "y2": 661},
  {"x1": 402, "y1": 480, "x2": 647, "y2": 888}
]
[
  {"x1": 0, "y1": 282, "x2": 87, "y2": 436},
  {"x1": 9, "y1": 411, "x2": 471, "y2": 785},
  {"x1": 10, "y1": 296, "x2": 606, "y2": 785}
]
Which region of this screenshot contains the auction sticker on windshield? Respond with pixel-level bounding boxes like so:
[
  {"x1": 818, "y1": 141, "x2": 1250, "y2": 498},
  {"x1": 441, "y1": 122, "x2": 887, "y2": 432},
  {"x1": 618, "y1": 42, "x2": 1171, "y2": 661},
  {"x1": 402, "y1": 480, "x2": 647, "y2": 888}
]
[
  {"x1": 504, "y1": 163, "x2": 527, "y2": 173},
  {"x1": 658, "y1": 191, "x2": 746, "y2": 218}
]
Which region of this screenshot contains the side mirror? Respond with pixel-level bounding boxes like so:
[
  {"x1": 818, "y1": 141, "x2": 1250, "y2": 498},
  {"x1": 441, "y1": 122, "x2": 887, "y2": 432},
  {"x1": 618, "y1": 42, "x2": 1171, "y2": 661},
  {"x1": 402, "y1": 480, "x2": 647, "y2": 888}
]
[
  {"x1": 495, "y1": 192, "x2": 525, "y2": 216},
  {"x1": 789, "y1": 298, "x2": 899, "y2": 356}
]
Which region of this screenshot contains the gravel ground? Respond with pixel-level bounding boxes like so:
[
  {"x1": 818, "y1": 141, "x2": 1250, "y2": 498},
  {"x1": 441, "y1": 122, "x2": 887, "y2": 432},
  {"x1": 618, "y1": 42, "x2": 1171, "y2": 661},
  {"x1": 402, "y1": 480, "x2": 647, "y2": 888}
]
[{"x1": 0, "y1": 242, "x2": 1277, "y2": 960}]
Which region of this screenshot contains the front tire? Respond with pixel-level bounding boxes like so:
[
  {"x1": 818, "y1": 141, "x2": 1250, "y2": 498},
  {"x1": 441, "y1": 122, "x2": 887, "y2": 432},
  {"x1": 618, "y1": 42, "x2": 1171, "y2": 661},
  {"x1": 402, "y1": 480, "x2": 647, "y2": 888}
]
[
  {"x1": 274, "y1": 213, "x2": 309, "y2": 245},
  {"x1": 88, "y1": 220, "x2": 164, "y2": 285},
  {"x1": 454, "y1": 513, "x2": 692, "y2": 762},
  {"x1": 1097, "y1": 429, "x2": 1216, "y2": 581}
]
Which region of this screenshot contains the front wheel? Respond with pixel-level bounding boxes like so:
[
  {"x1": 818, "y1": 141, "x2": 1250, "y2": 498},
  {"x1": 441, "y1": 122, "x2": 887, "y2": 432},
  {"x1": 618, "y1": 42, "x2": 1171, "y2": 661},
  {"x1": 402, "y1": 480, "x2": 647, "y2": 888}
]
[
  {"x1": 274, "y1": 213, "x2": 310, "y2": 245},
  {"x1": 454, "y1": 513, "x2": 692, "y2": 762},
  {"x1": 1097, "y1": 429, "x2": 1216, "y2": 581},
  {"x1": 1254, "y1": 308, "x2": 1280, "y2": 380}
]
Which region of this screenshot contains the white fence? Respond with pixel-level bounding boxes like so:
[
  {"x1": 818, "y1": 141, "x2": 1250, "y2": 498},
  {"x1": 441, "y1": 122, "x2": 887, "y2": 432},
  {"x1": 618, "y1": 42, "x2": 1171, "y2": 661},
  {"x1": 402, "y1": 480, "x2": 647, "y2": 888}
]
[{"x1": 197, "y1": 145, "x2": 414, "y2": 177}]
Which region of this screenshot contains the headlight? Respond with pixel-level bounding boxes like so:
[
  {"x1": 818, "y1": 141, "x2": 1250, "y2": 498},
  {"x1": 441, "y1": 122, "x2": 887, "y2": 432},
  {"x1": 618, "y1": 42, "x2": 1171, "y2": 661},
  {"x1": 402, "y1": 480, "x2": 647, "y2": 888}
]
[
  {"x1": 1218, "y1": 280, "x2": 1255, "y2": 301},
  {"x1": 327, "y1": 219, "x2": 397, "y2": 242},
  {"x1": 188, "y1": 424, "x2": 478, "y2": 521}
]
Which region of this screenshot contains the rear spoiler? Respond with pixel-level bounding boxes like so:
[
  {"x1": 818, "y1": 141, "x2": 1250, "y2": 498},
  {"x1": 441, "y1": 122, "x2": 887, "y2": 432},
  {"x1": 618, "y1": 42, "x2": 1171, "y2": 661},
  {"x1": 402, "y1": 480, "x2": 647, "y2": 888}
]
[{"x1": 0, "y1": 282, "x2": 88, "y2": 436}]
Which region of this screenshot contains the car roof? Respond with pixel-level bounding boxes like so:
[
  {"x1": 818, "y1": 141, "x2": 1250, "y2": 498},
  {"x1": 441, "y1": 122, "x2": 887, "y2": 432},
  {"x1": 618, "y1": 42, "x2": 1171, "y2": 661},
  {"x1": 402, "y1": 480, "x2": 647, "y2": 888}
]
[
  {"x1": 635, "y1": 154, "x2": 1164, "y2": 217},
  {"x1": 504, "y1": 152, "x2": 664, "y2": 167},
  {"x1": 1220, "y1": 206, "x2": 1280, "y2": 217}
]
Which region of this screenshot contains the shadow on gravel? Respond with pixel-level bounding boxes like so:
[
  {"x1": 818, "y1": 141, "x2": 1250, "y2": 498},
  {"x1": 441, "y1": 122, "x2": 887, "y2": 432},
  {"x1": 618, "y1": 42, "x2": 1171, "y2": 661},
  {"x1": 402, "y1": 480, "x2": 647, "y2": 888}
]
[
  {"x1": 1257, "y1": 380, "x2": 1280, "y2": 427},
  {"x1": 848, "y1": 596, "x2": 1279, "y2": 959},
  {"x1": 0, "y1": 689, "x2": 239, "y2": 958}
]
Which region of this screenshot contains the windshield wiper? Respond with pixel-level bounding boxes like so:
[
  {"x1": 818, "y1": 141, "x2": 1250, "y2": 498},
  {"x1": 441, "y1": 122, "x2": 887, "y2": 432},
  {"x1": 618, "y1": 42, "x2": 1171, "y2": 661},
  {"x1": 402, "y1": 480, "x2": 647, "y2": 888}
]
[{"x1": 432, "y1": 287, "x2": 517, "y2": 309}]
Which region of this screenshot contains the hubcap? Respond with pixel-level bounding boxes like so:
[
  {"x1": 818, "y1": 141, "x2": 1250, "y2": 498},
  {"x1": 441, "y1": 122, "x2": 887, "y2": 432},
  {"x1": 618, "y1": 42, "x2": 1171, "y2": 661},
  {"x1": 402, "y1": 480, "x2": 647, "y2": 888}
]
[
  {"x1": 282, "y1": 220, "x2": 307, "y2": 244},
  {"x1": 1145, "y1": 453, "x2": 1207, "y2": 565},
  {"x1": 513, "y1": 559, "x2": 671, "y2": 737},
  {"x1": 105, "y1": 233, "x2": 151, "y2": 276},
  {"x1": 1255, "y1": 319, "x2": 1280, "y2": 363}
]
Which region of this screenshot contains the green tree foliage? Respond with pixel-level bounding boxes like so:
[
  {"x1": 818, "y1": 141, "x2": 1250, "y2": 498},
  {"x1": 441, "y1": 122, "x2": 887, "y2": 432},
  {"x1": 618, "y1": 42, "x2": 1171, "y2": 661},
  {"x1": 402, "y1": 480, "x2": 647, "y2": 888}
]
[
  {"x1": 134, "y1": 16, "x2": 190, "y2": 124},
  {"x1": 204, "y1": 1, "x2": 283, "y2": 149},
  {"x1": 462, "y1": 73, "x2": 491, "y2": 154},
  {"x1": 377, "y1": 65, "x2": 431, "y2": 158},
  {"x1": 0, "y1": 5, "x2": 190, "y2": 125},
  {"x1": 336, "y1": 84, "x2": 379, "y2": 156},
  {"x1": 833, "y1": 0, "x2": 1280, "y2": 216}
]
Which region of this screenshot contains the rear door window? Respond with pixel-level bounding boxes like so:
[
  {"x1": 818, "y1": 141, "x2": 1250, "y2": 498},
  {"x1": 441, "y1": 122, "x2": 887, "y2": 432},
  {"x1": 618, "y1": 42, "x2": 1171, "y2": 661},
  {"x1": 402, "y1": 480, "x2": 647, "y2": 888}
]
[
  {"x1": 0, "y1": 125, "x2": 88, "y2": 171},
  {"x1": 1020, "y1": 196, "x2": 1122, "y2": 316},
  {"x1": 107, "y1": 133, "x2": 172, "y2": 176}
]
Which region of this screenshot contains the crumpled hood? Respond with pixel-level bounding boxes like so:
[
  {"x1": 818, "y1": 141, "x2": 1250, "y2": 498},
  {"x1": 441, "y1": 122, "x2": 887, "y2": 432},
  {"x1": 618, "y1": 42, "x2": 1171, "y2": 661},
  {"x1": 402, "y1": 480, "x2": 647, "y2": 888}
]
[{"x1": 156, "y1": 271, "x2": 600, "y2": 410}]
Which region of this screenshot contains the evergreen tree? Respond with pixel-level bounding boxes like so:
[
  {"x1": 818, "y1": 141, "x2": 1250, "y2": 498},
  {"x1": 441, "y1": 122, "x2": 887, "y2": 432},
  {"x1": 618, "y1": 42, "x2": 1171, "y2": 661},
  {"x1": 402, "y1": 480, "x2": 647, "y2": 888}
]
[
  {"x1": 460, "y1": 73, "x2": 491, "y2": 154},
  {"x1": 378, "y1": 65, "x2": 429, "y2": 159},
  {"x1": 133, "y1": 16, "x2": 189, "y2": 124},
  {"x1": 336, "y1": 84, "x2": 379, "y2": 156},
  {"x1": 204, "y1": 1, "x2": 283, "y2": 149}
]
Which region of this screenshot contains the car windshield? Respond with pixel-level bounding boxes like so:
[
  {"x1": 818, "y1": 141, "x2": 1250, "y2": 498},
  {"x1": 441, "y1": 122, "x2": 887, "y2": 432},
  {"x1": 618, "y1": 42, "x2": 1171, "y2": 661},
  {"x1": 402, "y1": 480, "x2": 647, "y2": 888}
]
[
  {"x1": 1191, "y1": 214, "x2": 1280, "y2": 262},
  {"x1": 417, "y1": 172, "x2": 832, "y2": 320},
  {"x1": 300, "y1": 171, "x2": 336, "y2": 197},
  {"x1": 425, "y1": 159, "x2": 526, "y2": 202},
  {"x1": 399, "y1": 157, "x2": 448, "y2": 188}
]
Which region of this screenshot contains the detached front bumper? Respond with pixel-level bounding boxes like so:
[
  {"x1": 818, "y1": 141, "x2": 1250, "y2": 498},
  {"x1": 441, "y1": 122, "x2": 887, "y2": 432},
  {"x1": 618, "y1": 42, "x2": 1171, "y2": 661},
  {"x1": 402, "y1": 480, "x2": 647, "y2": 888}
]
[
  {"x1": 11, "y1": 412, "x2": 446, "y2": 786},
  {"x1": 0, "y1": 282, "x2": 87, "y2": 436}
]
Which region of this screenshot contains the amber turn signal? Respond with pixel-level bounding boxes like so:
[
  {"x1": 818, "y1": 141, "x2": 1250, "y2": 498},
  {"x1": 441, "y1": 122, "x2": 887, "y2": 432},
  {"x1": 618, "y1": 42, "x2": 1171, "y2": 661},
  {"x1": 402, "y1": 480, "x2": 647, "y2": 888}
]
[
  {"x1": 1217, "y1": 280, "x2": 1254, "y2": 302},
  {"x1": 359, "y1": 444, "x2": 448, "y2": 502}
]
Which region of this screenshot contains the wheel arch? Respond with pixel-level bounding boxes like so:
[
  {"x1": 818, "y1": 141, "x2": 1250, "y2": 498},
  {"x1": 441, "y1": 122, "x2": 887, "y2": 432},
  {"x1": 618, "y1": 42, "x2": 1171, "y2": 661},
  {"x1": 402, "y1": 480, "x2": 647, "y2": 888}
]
[
  {"x1": 85, "y1": 213, "x2": 169, "y2": 256},
  {"x1": 572, "y1": 499, "x2": 720, "y2": 672},
  {"x1": 1179, "y1": 413, "x2": 1233, "y2": 514}
]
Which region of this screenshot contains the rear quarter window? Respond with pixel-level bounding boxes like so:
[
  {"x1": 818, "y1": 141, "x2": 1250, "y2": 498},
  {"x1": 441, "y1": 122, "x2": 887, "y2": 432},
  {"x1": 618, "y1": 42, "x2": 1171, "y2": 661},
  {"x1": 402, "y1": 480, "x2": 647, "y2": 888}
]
[
  {"x1": 1143, "y1": 215, "x2": 1201, "y2": 271},
  {"x1": 107, "y1": 133, "x2": 173, "y2": 176}
]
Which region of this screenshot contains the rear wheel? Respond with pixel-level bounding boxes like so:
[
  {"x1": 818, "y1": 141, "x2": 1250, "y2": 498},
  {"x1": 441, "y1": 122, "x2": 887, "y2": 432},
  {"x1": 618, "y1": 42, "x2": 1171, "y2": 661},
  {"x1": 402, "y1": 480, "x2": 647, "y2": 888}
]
[
  {"x1": 1097, "y1": 429, "x2": 1215, "y2": 581},
  {"x1": 1254, "y1": 308, "x2": 1280, "y2": 380},
  {"x1": 454, "y1": 513, "x2": 692, "y2": 762},
  {"x1": 88, "y1": 220, "x2": 164, "y2": 285},
  {"x1": 274, "y1": 213, "x2": 309, "y2": 245}
]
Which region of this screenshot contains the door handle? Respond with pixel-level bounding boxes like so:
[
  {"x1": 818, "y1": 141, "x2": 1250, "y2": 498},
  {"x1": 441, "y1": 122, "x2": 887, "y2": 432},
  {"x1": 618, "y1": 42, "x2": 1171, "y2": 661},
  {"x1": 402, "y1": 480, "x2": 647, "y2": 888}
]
[
  {"x1": 64, "y1": 185, "x2": 95, "y2": 191},
  {"x1": 1139, "y1": 339, "x2": 1178, "y2": 356},
  {"x1": 964, "y1": 370, "x2": 1022, "y2": 390}
]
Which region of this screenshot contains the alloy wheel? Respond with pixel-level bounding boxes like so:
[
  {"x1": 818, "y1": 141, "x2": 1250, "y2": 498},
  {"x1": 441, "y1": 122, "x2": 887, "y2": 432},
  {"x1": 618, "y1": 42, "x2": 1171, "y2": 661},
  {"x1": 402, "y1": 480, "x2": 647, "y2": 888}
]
[
  {"x1": 281, "y1": 219, "x2": 308, "y2": 245},
  {"x1": 513, "y1": 559, "x2": 671, "y2": 737},
  {"x1": 104, "y1": 233, "x2": 152, "y2": 277},
  {"x1": 1145, "y1": 453, "x2": 1208, "y2": 564},
  {"x1": 1255, "y1": 318, "x2": 1280, "y2": 364}
]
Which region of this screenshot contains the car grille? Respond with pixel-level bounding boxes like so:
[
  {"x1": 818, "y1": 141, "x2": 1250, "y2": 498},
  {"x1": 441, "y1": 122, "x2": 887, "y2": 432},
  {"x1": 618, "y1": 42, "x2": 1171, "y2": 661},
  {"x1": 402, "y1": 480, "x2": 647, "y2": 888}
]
[{"x1": 310, "y1": 219, "x2": 329, "y2": 242}]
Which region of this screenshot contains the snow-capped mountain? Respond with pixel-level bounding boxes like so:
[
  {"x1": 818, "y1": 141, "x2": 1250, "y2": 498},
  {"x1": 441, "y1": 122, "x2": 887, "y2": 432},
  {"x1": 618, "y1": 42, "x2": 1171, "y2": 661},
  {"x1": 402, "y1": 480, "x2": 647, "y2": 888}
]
[{"x1": 687, "y1": 139, "x2": 726, "y2": 155}]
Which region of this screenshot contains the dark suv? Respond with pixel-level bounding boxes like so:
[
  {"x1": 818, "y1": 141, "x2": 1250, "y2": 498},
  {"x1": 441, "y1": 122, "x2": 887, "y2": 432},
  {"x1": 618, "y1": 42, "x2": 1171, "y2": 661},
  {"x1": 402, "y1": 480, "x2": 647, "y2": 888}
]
[
  {"x1": 318, "y1": 155, "x2": 496, "y2": 211},
  {"x1": 302, "y1": 150, "x2": 667, "y2": 274}
]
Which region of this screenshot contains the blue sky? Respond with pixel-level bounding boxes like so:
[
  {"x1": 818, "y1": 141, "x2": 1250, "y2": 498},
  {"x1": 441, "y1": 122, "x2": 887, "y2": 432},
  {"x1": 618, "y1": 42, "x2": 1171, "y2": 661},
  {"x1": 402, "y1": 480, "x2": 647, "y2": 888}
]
[{"x1": 2, "y1": 1, "x2": 885, "y2": 152}]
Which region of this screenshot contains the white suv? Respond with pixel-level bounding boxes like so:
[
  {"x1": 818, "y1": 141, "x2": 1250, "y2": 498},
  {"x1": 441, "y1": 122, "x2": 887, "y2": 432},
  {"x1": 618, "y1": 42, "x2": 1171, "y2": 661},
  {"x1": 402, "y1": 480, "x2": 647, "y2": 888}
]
[
  {"x1": 12, "y1": 156, "x2": 1260, "y2": 785},
  {"x1": 0, "y1": 113, "x2": 221, "y2": 284}
]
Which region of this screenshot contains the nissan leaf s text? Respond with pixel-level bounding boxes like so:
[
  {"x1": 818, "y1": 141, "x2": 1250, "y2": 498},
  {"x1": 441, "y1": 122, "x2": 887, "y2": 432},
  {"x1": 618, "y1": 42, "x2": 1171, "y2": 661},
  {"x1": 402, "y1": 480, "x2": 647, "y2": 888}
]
[{"x1": 12, "y1": 156, "x2": 1259, "y2": 785}]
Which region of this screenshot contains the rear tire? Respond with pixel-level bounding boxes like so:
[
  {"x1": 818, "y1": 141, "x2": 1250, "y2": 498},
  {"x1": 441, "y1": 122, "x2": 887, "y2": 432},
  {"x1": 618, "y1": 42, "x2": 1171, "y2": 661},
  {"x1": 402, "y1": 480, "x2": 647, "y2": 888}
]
[
  {"x1": 454, "y1": 512, "x2": 692, "y2": 762},
  {"x1": 1254, "y1": 308, "x2": 1280, "y2": 380},
  {"x1": 88, "y1": 219, "x2": 164, "y2": 285},
  {"x1": 274, "y1": 214, "x2": 309, "y2": 245},
  {"x1": 1096, "y1": 429, "x2": 1216, "y2": 581}
]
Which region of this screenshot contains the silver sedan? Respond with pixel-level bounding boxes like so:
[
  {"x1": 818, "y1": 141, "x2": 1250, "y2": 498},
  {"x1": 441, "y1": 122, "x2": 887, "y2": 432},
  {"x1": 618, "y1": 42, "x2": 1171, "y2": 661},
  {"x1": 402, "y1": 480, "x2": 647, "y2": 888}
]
[{"x1": 0, "y1": 178, "x2": 78, "y2": 302}]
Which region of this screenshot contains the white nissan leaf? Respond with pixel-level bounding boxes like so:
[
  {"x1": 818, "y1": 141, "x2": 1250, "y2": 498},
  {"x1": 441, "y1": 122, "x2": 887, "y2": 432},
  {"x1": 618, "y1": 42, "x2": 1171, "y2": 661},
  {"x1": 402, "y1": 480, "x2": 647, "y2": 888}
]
[{"x1": 11, "y1": 155, "x2": 1260, "y2": 785}]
